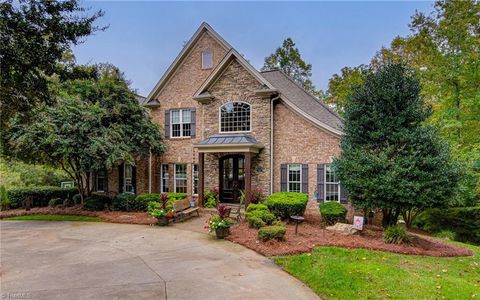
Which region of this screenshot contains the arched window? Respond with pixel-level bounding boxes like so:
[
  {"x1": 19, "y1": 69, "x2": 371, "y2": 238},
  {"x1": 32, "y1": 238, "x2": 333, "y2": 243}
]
[
  {"x1": 201, "y1": 48, "x2": 213, "y2": 69},
  {"x1": 220, "y1": 102, "x2": 251, "y2": 132}
]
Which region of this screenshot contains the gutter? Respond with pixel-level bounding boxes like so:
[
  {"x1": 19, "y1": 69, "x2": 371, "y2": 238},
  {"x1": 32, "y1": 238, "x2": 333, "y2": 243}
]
[{"x1": 270, "y1": 93, "x2": 281, "y2": 195}]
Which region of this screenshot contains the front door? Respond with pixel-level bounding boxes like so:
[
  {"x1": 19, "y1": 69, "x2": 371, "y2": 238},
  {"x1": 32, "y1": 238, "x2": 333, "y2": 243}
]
[{"x1": 220, "y1": 155, "x2": 245, "y2": 203}]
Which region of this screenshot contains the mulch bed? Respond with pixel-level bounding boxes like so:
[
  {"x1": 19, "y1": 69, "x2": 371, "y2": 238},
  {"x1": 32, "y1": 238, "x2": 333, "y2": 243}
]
[{"x1": 227, "y1": 210, "x2": 473, "y2": 257}]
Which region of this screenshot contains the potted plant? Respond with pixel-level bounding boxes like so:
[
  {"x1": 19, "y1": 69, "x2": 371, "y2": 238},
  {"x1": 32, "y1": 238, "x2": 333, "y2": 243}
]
[
  {"x1": 148, "y1": 193, "x2": 176, "y2": 226},
  {"x1": 205, "y1": 204, "x2": 232, "y2": 239}
]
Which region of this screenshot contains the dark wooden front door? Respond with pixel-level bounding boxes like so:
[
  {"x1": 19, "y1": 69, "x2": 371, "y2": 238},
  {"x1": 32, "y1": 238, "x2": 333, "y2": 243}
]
[{"x1": 220, "y1": 155, "x2": 245, "y2": 203}]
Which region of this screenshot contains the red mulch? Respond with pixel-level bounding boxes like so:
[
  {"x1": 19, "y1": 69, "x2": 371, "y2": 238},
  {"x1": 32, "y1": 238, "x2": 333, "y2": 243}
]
[
  {"x1": 227, "y1": 212, "x2": 473, "y2": 257},
  {"x1": 0, "y1": 206, "x2": 157, "y2": 225}
]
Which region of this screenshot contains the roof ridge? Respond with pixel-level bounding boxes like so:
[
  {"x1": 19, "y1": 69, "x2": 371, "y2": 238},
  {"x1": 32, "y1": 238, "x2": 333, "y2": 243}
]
[{"x1": 272, "y1": 69, "x2": 343, "y2": 121}]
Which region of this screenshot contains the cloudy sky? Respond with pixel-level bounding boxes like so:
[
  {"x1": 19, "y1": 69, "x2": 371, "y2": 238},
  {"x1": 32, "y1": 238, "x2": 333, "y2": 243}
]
[{"x1": 74, "y1": 1, "x2": 434, "y2": 96}]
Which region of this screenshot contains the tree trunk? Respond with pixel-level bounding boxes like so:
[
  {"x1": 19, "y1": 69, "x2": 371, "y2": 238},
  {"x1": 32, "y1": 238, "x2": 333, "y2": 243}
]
[{"x1": 382, "y1": 208, "x2": 401, "y2": 228}]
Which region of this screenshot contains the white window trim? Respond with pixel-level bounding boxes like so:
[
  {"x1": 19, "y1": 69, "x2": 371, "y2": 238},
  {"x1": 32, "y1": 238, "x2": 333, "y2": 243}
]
[
  {"x1": 287, "y1": 164, "x2": 302, "y2": 193},
  {"x1": 170, "y1": 109, "x2": 191, "y2": 138},
  {"x1": 218, "y1": 101, "x2": 253, "y2": 134},
  {"x1": 192, "y1": 164, "x2": 198, "y2": 196},
  {"x1": 174, "y1": 163, "x2": 187, "y2": 193},
  {"x1": 324, "y1": 165, "x2": 341, "y2": 202},
  {"x1": 96, "y1": 170, "x2": 106, "y2": 193},
  {"x1": 160, "y1": 163, "x2": 168, "y2": 193},
  {"x1": 124, "y1": 164, "x2": 134, "y2": 194},
  {"x1": 201, "y1": 48, "x2": 213, "y2": 70}
]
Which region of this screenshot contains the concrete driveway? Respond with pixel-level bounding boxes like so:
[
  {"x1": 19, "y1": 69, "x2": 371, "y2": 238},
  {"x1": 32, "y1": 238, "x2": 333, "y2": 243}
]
[{"x1": 0, "y1": 221, "x2": 318, "y2": 300}]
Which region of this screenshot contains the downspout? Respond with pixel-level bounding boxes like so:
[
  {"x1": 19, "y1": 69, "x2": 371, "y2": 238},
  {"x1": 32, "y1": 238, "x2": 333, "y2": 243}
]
[
  {"x1": 148, "y1": 149, "x2": 152, "y2": 194},
  {"x1": 270, "y1": 94, "x2": 281, "y2": 195}
]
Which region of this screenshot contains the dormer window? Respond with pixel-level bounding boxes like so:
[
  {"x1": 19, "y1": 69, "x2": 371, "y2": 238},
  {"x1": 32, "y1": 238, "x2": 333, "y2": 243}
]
[
  {"x1": 220, "y1": 101, "x2": 251, "y2": 132},
  {"x1": 201, "y1": 48, "x2": 213, "y2": 69}
]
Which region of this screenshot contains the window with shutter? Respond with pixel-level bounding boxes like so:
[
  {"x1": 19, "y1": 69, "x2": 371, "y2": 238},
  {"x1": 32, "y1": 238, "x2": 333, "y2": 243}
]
[
  {"x1": 170, "y1": 109, "x2": 193, "y2": 138},
  {"x1": 324, "y1": 164, "x2": 340, "y2": 202}
]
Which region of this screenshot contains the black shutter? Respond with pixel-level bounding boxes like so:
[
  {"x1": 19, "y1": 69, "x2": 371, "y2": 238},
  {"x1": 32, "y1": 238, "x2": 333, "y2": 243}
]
[
  {"x1": 132, "y1": 165, "x2": 137, "y2": 195},
  {"x1": 105, "y1": 169, "x2": 109, "y2": 193},
  {"x1": 92, "y1": 172, "x2": 97, "y2": 192},
  {"x1": 190, "y1": 108, "x2": 196, "y2": 138},
  {"x1": 280, "y1": 164, "x2": 287, "y2": 192},
  {"x1": 301, "y1": 164, "x2": 308, "y2": 194},
  {"x1": 317, "y1": 164, "x2": 325, "y2": 202},
  {"x1": 118, "y1": 164, "x2": 124, "y2": 193},
  {"x1": 340, "y1": 183, "x2": 348, "y2": 204},
  {"x1": 164, "y1": 110, "x2": 170, "y2": 138}
]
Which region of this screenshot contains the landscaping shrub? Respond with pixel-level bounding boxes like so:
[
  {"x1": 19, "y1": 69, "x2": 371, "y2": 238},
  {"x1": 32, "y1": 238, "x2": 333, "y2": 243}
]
[
  {"x1": 83, "y1": 194, "x2": 108, "y2": 211},
  {"x1": 167, "y1": 193, "x2": 187, "y2": 201},
  {"x1": 72, "y1": 194, "x2": 82, "y2": 205},
  {"x1": 63, "y1": 198, "x2": 75, "y2": 207},
  {"x1": 383, "y1": 226, "x2": 410, "y2": 244},
  {"x1": 246, "y1": 203, "x2": 268, "y2": 213},
  {"x1": 112, "y1": 193, "x2": 137, "y2": 211},
  {"x1": 48, "y1": 198, "x2": 64, "y2": 207},
  {"x1": 247, "y1": 215, "x2": 266, "y2": 229},
  {"x1": 0, "y1": 185, "x2": 10, "y2": 210},
  {"x1": 7, "y1": 186, "x2": 77, "y2": 208},
  {"x1": 319, "y1": 202, "x2": 347, "y2": 225},
  {"x1": 414, "y1": 207, "x2": 480, "y2": 245},
  {"x1": 435, "y1": 230, "x2": 457, "y2": 241},
  {"x1": 265, "y1": 192, "x2": 308, "y2": 219},
  {"x1": 258, "y1": 225, "x2": 287, "y2": 242}
]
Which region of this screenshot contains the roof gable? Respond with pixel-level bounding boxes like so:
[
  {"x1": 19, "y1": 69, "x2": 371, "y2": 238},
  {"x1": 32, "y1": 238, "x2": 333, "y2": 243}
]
[
  {"x1": 193, "y1": 49, "x2": 275, "y2": 101},
  {"x1": 146, "y1": 22, "x2": 232, "y2": 102}
]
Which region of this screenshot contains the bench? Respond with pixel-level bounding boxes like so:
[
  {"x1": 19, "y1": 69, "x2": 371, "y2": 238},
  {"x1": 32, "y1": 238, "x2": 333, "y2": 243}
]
[{"x1": 173, "y1": 199, "x2": 199, "y2": 222}]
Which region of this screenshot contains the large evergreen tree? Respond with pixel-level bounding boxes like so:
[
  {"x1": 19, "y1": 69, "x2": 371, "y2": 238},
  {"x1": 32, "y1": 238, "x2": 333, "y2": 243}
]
[
  {"x1": 261, "y1": 38, "x2": 316, "y2": 93},
  {"x1": 7, "y1": 64, "x2": 166, "y2": 202},
  {"x1": 334, "y1": 63, "x2": 460, "y2": 227}
]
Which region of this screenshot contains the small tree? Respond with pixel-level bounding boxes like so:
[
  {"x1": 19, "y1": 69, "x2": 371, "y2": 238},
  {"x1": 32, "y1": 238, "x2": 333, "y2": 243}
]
[
  {"x1": 334, "y1": 63, "x2": 461, "y2": 227},
  {"x1": 261, "y1": 38, "x2": 316, "y2": 93},
  {"x1": 7, "y1": 64, "x2": 166, "y2": 203}
]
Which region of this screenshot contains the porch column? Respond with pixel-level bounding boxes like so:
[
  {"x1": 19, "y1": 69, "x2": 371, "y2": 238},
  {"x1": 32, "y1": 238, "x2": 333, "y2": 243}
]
[
  {"x1": 198, "y1": 152, "x2": 204, "y2": 207},
  {"x1": 244, "y1": 152, "x2": 252, "y2": 207}
]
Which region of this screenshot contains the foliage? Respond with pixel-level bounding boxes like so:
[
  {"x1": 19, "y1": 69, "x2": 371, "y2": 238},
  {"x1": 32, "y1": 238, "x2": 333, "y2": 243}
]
[
  {"x1": 205, "y1": 214, "x2": 231, "y2": 232},
  {"x1": 0, "y1": 185, "x2": 10, "y2": 210},
  {"x1": 4, "y1": 214, "x2": 100, "y2": 222},
  {"x1": 6, "y1": 64, "x2": 166, "y2": 203},
  {"x1": 7, "y1": 186, "x2": 77, "y2": 209},
  {"x1": 246, "y1": 203, "x2": 269, "y2": 213},
  {"x1": 147, "y1": 201, "x2": 162, "y2": 214},
  {"x1": 148, "y1": 208, "x2": 176, "y2": 219},
  {"x1": 247, "y1": 215, "x2": 266, "y2": 229},
  {"x1": 251, "y1": 187, "x2": 265, "y2": 203},
  {"x1": 72, "y1": 194, "x2": 82, "y2": 205},
  {"x1": 383, "y1": 226, "x2": 410, "y2": 244},
  {"x1": 319, "y1": 202, "x2": 347, "y2": 225},
  {"x1": 83, "y1": 194, "x2": 108, "y2": 211},
  {"x1": 246, "y1": 208, "x2": 276, "y2": 229},
  {"x1": 414, "y1": 207, "x2": 480, "y2": 244},
  {"x1": 204, "y1": 187, "x2": 219, "y2": 208},
  {"x1": 0, "y1": 159, "x2": 70, "y2": 189},
  {"x1": 275, "y1": 245, "x2": 480, "y2": 299},
  {"x1": 112, "y1": 193, "x2": 136, "y2": 211},
  {"x1": 48, "y1": 198, "x2": 64, "y2": 208},
  {"x1": 63, "y1": 198, "x2": 75, "y2": 207},
  {"x1": 265, "y1": 192, "x2": 308, "y2": 219},
  {"x1": 166, "y1": 193, "x2": 187, "y2": 201},
  {"x1": 258, "y1": 225, "x2": 286, "y2": 242},
  {"x1": 261, "y1": 38, "x2": 316, "y2": 93},
  {"x1": 0, "y1": 0, "x2": 104, "y2": 129},
  {"x1": 334, "y1": 63, "x2": 461, "y2": 227},
  {"x1": 216, "y1": 204, "x2": 230, "y2": 219},
  {"x1": 435, "y1": 230, "x2": 457, "y2": 241}
]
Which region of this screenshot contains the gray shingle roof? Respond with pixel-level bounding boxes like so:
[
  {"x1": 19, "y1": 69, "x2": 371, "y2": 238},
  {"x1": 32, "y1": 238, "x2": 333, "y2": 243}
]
[
  {"x1": 198, "y1": 134, "x2": 261, "y2": 146},
  {"x1": 261, "y1": 70, "x2": 344, "y2": 132}
]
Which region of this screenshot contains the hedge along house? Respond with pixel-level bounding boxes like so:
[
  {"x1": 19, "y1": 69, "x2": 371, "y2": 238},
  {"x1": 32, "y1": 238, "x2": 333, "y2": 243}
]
[{"x1": 100, "y1": 22, "x2": 346, "y2": 210}]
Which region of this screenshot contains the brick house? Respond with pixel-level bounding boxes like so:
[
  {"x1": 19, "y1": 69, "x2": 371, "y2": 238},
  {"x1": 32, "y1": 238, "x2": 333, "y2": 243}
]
[{"x1": 99, "y1": 22, "x2": 346, "y2": 209}]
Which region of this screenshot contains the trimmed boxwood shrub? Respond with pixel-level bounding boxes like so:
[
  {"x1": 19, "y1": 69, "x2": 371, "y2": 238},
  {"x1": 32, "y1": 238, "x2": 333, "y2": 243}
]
[
  {"x1": 112, "y1": 193, "x2": 137, "y2": 211},
  {"x1": 265, "y1": 192, "x2": 308, "y2": 219},
  {"x1": 7, "y1": 186, "x2": 77, "y2": 209},
  {"x1": 83, "y1": 194, "x2": 109, "y2": 211},
  {"x1": 383, "y1": 226, "x2": 410, "y2": 244},
  {"x1": 414, "y1": 207, "x2": 480, "y2": 245},
  {"x1": 72, "y1": 194, "x2": 82, "y2": 205},
  {"x1": 258, "y1": 225, "x2": 286, "y2": 241},
  {"x1": 246, "y1": 203, "x2": 276, "y2": 228},
  {"x1": 247, "y1": 215, "x2": 266, "y2": 229},
  {"x1": 112, "y1": 192, "x2": 187, "y2": 212},
  {"x1": 319, "y1": 202, "x2": 347, "y2": 225},
  {"x1": 48, "y1": 198, "x2": 64, "y2": 207},
  {"x1": 246, "y1": 203, "x2": 268, "y2": 213}
]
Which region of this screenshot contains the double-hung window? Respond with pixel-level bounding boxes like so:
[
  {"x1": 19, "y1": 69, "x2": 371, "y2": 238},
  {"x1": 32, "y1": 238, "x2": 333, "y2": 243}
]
[
  {"x1": 325, "y1": 164, "x2": 340, "y2": 201},
  {"x1": 124, "y1": 164, "x2": 134, "y2": 194},
  {"x1": 171, "y1": 109, "x2": 191, "y2": 137},
  {"x1": 160, "y1": 164, "x2": 169, "y2": 193},
  {"x1": 174, "y1": 164, "x2": 187, "y2": 193},
  {"x1": 96, "y1": 169, "x2": 107, "y2": 192},
  {"x1": 192, "y1": 164, "x2": 198, "y2": 195},
  {"x1": 287, "y1": 164, "x2": 302, "y2": 192}
]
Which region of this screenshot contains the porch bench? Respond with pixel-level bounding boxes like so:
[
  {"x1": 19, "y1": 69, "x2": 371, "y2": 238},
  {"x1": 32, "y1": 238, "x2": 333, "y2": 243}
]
[{"x1": 173, "y1": 199, "x2": 199, "y2": 222}]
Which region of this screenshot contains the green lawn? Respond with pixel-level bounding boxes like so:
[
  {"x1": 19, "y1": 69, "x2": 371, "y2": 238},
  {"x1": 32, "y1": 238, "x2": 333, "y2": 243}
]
[
  {"x1": 4, "y1": 214, "x2": 100, "y2": 222},
  {"x1": 274, "y1": 243, "x2": 480, "y2": 300}
]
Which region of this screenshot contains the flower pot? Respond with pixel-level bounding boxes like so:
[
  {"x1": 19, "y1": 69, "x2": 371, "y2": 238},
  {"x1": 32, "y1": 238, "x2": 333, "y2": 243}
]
[
  {"x1": 215, "y1": 227, "x2": 230, "y2": 239},
  {"x1": 189, "y1": 201, "x2": 196, "y2": 208},
  {"x1": 157, "y1": 216, "x2": 169, "y2": 226}
]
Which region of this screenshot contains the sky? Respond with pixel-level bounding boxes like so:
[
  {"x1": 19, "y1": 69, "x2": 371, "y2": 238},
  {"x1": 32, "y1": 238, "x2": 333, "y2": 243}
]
[{"x1": 74, "y1": 1, "x2": 435, "y2": 96}]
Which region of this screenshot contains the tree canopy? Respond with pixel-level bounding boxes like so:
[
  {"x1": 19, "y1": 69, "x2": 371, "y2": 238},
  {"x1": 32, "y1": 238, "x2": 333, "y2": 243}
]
[
  {"x1": 0, "y1": 0, "x2": 104, "y2": 129},
  {"x1": 261, "y1": 38, "x2": 316, "y2": 93},
  {"x1": 7, "y1": 64, "x2": 166, "y2": 201},
  {"x1": 334, "y1": 64, "x2": 460, "y2": 227}
]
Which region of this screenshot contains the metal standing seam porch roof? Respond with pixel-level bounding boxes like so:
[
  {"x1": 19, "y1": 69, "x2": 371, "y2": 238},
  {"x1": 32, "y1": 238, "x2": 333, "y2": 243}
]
[{"x1": 194, "y1": 133, "x2": 264, "y2": 153}]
